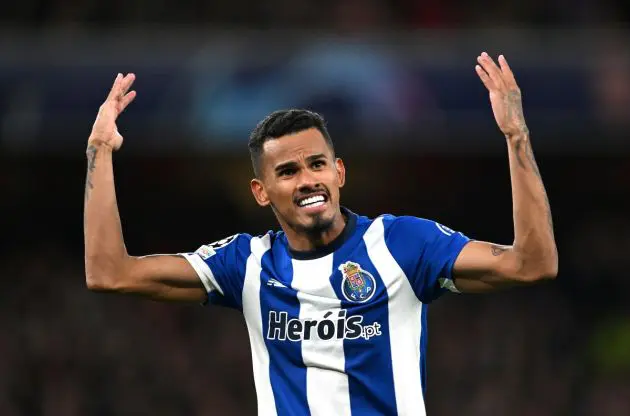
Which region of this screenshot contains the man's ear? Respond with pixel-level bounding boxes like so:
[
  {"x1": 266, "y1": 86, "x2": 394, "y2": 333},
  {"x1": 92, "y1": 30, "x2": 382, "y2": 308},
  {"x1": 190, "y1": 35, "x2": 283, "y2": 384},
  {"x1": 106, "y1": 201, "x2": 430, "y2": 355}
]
[
  {"x1": 335, "y1": 158, "x2": 346, "y2": 188},
  {"x1": 250, "y1": 178, "x2": 270, "y2": 207}
]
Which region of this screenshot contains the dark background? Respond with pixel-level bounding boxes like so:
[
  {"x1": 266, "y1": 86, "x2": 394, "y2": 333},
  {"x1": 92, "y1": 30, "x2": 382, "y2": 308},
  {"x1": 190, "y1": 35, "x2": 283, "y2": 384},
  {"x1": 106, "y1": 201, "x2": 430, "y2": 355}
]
[{"x1": 1, "y1": 0, "x2": 630, "y2": 415}]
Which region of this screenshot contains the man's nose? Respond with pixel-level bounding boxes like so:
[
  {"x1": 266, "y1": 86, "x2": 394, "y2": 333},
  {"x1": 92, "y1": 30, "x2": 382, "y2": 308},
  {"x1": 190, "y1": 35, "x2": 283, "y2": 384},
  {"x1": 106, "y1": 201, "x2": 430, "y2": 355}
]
[
  {"x1": 297, "y1": 168, "x2": 319, "y2": 189},
  {"x1": 299, "y1": 169, "x2": 318, "y2": 187}
]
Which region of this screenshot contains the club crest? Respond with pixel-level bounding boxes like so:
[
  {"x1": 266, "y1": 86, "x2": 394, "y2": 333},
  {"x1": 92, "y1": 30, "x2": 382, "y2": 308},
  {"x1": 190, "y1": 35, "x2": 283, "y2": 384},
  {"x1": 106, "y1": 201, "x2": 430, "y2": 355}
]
[{"x1": 339, "y1": 261, "x2": 376, "y2": 303}]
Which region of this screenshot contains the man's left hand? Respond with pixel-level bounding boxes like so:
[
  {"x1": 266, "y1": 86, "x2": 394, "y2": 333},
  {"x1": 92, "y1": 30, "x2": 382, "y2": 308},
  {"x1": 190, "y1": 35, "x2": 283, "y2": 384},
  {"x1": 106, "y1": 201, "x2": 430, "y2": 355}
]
[{"x1": 475, "y1": 52, "x2": 529, "y2": 138}]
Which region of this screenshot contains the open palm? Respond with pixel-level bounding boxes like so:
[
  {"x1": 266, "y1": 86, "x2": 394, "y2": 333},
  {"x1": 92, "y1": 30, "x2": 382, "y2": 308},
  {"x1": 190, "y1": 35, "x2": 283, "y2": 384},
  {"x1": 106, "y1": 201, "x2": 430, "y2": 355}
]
[
  {"x1": 89, "y1": 73, "x2": 136, "y2": 150},
  {"x1": 475, "y1": 53, "x2": 528, "y2": 138}
]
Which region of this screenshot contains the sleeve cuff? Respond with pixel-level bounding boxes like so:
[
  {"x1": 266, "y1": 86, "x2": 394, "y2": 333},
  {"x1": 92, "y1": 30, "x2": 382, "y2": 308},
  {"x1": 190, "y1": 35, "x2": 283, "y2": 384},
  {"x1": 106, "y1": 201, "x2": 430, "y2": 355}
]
[
  {"x1": 179, "y1": 253, "x2": 225, "y2": 296},
  {"x1": 446, "y1": 236, "x2": 472, "y2": 291}
]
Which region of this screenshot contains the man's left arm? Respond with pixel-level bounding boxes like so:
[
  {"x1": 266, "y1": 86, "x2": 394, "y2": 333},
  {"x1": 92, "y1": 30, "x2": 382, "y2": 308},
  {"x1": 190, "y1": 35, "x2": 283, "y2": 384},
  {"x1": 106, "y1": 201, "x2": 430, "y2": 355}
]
[{"x1": 452, "y1": 52, "x2": 558, "y2": 293}]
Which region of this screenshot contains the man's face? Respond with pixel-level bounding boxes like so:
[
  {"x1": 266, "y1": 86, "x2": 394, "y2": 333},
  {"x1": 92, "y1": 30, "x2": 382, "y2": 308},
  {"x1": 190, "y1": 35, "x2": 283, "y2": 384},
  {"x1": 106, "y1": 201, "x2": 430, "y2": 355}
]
[{"x1": 251, "y1": 128, "x2": 345, "y2": 234}]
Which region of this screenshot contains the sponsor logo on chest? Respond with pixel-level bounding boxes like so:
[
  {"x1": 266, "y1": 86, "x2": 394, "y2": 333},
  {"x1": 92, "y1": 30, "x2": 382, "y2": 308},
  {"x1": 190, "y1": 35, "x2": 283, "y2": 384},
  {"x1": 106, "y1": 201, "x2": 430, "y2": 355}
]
[{"x1": 266, "y1": 310, "x2": 382, "y2": 342}]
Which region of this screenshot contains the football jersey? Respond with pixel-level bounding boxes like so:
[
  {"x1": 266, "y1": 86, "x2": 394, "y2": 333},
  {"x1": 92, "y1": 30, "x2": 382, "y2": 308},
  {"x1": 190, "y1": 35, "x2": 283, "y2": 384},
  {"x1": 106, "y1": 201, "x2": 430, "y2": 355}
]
[{"x1": 181, "y1": 208, "x2": 470, "y2": 416}]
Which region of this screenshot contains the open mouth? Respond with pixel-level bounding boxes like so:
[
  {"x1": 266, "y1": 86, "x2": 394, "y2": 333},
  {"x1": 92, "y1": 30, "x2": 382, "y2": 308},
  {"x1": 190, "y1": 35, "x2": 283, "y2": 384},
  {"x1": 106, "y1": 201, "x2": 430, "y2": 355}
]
[{"x1": 296, "y1": 193, "x2": 328, "y2": 209}]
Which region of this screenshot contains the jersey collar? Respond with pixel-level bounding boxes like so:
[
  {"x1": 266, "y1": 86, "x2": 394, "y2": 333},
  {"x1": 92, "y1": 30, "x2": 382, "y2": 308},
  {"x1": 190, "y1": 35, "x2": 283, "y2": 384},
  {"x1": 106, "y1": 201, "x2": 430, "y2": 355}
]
[{"x1": 288, "y1": 207, "x2": 357, "y2": 260}]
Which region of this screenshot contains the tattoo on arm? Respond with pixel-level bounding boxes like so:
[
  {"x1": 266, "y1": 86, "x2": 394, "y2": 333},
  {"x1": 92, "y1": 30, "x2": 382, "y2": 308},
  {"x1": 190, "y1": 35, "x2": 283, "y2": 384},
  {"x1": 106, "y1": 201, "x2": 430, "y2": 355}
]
[
  {"x1": 512, "y1": 135, "x2": 555, "y2": 238},
  {"x1": 85, "y1": 145, "x2": 97, "y2": 202},
  {"x1": 514, "y1": 139, "x2": 526, "y2": 170},
  {"x1": 524, "y1": 141, "x2": 542, "y2": 180},
  {"x1": 506, "y1": 90, "x2": 530, "y2": 136},
  {"x1": 491, "y1": 245, "x2": 508, "y2": 256},
  {"x1": 506, "y1": 90, "x2": 529, "y2": 170},
  {"x1": 524, "y1": 140, "x2": 554, "y2": 235},
  {"x1": 505, "y1": 89, "x2": 555, "y2": 241}
]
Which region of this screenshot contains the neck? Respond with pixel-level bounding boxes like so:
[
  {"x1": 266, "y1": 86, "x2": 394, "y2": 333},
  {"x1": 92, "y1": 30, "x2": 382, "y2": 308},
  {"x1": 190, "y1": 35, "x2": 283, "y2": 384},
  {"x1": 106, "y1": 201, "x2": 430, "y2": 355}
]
[{"x1": 282, "y1": 209, "x2": 347, "y2": 252}]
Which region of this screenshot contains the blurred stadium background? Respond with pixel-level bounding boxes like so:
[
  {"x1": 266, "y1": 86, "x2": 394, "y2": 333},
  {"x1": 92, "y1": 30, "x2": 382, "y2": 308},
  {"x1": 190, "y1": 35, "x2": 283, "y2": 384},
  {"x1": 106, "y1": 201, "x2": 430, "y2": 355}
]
[{"x1": 1, "y1": 0, "x2": 630, "y2": 415}]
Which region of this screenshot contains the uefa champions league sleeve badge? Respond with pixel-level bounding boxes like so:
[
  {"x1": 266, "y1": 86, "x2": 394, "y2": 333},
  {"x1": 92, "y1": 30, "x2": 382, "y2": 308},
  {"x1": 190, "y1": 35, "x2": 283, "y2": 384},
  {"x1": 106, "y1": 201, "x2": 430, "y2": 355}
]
[{"x1": 339, "y1": 261, "x2": 376, "y2": 303}]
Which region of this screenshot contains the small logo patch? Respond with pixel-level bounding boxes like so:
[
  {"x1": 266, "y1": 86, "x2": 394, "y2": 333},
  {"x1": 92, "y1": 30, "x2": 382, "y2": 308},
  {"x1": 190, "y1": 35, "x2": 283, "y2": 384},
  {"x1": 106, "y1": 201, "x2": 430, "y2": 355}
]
[
  {"x1": 267, "y1": 278, "x2": 287, "y2": 288},
  {"x1": 438, "y1": 277, "x2": 460, "y2": 293},
  {"x1": 195, "y1": 245, "x2": 216, "y2": 260},
  {"x1": 435, "y1": 222, "x2": 456, "y2": 236},
  {"x1": 195, "y1": 234, "x2": 239, "y2": 259},
  {"x1": 339, "y1": 261, "x2": 376, "y2": 303},
  {"x1": 208, "y1": 234, "x2": 238, "y2": 250}
]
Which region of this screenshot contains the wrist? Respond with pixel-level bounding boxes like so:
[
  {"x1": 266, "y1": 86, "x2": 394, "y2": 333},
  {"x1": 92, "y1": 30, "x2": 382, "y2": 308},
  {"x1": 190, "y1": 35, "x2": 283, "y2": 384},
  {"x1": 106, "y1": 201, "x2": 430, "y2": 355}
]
[
  {"x1": 505, "y1": 129, "x2": 530, "y2": 143},
  {"x1": 86, "y1": 138, "x2": 114, "y2": 154}
]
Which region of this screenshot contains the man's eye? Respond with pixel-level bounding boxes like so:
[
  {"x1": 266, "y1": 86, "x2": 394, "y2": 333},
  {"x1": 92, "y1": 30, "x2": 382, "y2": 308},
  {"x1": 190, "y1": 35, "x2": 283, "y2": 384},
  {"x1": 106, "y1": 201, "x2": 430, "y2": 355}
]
[
  {"x1": 279, "y1": 169, "x2": 296, "y2": 176},
  {"x1": 312, "y1": 161, "x2": 325, "y2": 168}
]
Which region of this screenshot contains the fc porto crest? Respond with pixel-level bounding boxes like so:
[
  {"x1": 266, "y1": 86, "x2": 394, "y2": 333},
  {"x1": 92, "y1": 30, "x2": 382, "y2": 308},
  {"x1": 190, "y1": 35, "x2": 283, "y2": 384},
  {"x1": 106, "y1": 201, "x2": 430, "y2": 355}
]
[{"x1": 339, "y1": 261, "x2": 376, "y2": 303}]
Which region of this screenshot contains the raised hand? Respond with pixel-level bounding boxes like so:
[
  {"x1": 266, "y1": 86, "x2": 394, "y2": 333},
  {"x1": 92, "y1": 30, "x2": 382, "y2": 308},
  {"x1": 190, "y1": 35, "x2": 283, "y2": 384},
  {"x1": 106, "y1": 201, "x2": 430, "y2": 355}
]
[
  {"x1": 88, "y1": 73, "x2": 136, "y2": 151},
  {"x1": 475, "y1": 53, "x2": 528, "y2": 138}
]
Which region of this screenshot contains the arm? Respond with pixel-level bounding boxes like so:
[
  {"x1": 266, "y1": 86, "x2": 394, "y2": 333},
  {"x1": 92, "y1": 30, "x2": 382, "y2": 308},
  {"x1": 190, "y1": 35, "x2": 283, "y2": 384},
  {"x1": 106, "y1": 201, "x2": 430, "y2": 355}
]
[
  {"x1": 84, "y1": 73, "x2": 206, "y2": 302},
  {"x1": 452, "y1": 53, "x2": 558, "y2": 293}
]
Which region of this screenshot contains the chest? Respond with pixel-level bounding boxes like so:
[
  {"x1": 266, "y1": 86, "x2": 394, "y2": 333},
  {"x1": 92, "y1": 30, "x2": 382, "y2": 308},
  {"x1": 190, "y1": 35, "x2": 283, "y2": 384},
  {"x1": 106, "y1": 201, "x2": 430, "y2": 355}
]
[{"x1": 257, "y1": 255, "x2": 396, "y2": 344}]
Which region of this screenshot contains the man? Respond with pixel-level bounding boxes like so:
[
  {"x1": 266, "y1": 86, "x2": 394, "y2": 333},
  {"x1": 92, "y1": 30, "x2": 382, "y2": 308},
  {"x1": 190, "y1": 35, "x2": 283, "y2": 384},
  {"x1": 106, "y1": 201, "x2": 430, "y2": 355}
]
[{"x1": 84, "y1": 53, "x2": 557, "y2": 415}]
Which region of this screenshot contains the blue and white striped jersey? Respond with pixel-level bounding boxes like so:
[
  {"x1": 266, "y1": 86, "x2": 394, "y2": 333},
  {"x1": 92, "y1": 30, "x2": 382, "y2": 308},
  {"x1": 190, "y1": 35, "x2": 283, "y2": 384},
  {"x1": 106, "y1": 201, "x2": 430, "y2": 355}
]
[{"x1": 182, "y1": 209, "x2": 470, "y2": 416}]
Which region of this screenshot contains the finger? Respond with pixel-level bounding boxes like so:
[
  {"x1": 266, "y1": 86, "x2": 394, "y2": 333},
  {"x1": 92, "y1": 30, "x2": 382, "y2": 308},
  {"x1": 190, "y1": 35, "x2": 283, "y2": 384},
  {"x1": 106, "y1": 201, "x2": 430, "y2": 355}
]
[
  {"x1": 498, "y1": 55, "x2": 518, "y2": 88},
  {"x1": 477, "y1": 52, "x2": 505, "y2": 90},
  {"x1": 119, "y1": 91, "x2": 137, "y2": 114},
  {"x1": 475, "y1": 65, "x2": 495, "y2": 90},
  {"x1": 106, "y1": 73, "x2": 123, "y2": 100},
  {"x1": 477, "y1": 53, "x2": 503, "y2": 87},
  {"x1": 119, "y1": 73, "x2": 136, "y2": 96}
]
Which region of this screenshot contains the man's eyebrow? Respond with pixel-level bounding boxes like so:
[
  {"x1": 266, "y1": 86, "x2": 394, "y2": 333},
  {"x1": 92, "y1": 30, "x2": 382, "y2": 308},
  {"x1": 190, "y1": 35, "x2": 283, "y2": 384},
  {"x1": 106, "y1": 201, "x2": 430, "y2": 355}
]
[
  {"x1": 274, "y1": 160, "x2": 298, "y2": 172},
  {"x1": 306, "y1": 153, "x2": 326, "y2": 162},
  {"x1": 274, "y1": 154, "x2": 326, "y2": 172}
]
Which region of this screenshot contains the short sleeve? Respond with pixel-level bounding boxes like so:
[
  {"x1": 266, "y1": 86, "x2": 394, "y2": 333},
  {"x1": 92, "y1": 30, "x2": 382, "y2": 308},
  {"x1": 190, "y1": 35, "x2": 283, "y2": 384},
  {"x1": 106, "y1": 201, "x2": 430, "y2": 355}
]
[
  {"x1": 180, "y1": 233, "x2": 252, "y2": 310},
  {"x1": 383, "y1": 216, "x2": 471, "y2": 303}
]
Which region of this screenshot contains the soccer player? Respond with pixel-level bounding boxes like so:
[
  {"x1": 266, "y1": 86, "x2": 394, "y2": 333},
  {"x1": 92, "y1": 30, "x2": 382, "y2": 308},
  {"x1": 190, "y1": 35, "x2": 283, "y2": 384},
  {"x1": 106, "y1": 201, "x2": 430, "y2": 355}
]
[{"x1": 84, "y1": 53, "x2": 557, "y2": 415}]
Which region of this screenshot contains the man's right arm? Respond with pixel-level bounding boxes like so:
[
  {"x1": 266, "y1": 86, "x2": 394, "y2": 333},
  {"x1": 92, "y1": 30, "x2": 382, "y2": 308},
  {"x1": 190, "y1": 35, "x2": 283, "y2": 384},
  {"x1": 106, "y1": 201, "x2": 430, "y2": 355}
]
[
  {"x1": 84, "y1": 143, "x2": 207, "y2": 302},
  {"x1": 83, "y1": 73, "x2": 206, "y2": 303}
]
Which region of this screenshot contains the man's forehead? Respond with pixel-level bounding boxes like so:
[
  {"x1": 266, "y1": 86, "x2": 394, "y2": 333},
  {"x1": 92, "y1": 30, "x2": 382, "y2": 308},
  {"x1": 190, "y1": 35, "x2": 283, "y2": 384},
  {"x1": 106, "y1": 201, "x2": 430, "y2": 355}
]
[{"x1": 262, "y1": 129, "x2": 331, "y2": 162}]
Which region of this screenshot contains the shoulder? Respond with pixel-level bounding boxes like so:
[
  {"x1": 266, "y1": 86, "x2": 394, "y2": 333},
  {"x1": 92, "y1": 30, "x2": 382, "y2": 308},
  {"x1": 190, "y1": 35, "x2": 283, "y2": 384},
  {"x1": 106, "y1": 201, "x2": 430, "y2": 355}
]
[
  {"x1": 352, "y1": 211, "x2": 437, "y2": 237},
  {"x1": 239, "y1": 230, "x2": 289, "y2": 258},
  {"x1": 193, "y1": 233, "x2": 252, "y2": 259},
  {"x1": 195, "y1": 230, "x2": 286, "y2": 253},
  {"x1": 378, "y1": 214, "x2": 454, "y2": 239},
  {"x1": 190, "y1": 231, "x2": 283, "y2": 277}
]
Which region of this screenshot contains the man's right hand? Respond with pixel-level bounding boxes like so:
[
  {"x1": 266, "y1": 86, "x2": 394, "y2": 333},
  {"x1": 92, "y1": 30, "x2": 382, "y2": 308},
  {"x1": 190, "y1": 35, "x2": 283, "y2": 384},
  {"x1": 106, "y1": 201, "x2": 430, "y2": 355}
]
[{"x1": 88, "y1": 73, "x2": 136, "y2": 151}]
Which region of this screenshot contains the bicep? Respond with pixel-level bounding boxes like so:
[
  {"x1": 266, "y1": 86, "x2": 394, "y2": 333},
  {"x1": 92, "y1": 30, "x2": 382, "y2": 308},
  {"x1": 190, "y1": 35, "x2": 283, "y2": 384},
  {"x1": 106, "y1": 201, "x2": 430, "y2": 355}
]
[
  {"x1": 124, "y1": 255, "x2": 207, "y2": 302},
  {"x1": 452, "y1": 240, "x2": 525, "y2": 293}
]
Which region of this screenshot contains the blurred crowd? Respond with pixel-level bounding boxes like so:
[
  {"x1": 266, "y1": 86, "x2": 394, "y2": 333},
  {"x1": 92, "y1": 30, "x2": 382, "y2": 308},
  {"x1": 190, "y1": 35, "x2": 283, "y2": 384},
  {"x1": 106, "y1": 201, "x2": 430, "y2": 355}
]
[
  {"x1": 3, "y1": 0, "x2": 630, "y2": 29},
  {"x1": 1, "y1": 155, "x2": 630, "y2": 415}
]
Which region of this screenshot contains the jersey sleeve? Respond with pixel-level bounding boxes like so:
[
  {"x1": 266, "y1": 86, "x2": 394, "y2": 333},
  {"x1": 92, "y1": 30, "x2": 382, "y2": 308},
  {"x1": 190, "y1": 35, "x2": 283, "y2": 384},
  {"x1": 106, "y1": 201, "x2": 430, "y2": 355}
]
[
  {"x1": 383, "y1": 215, "x2": 471, "y2": 303},
  {"x1": 179, "y1": 233, "x2": 252, "y2": 310}
]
